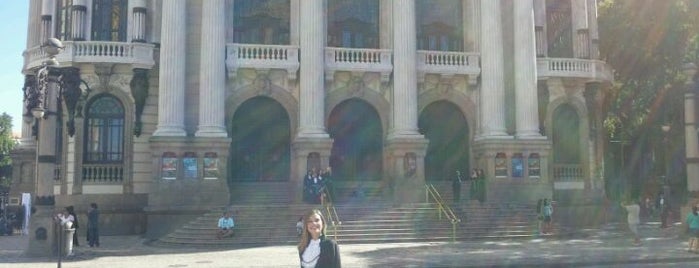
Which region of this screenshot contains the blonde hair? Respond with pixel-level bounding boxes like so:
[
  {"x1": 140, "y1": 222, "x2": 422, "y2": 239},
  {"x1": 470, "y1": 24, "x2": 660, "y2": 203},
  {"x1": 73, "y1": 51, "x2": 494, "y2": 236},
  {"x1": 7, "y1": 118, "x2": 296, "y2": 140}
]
[{"x1": 297, "y1": 209, "x2": 327, "y2": 253}]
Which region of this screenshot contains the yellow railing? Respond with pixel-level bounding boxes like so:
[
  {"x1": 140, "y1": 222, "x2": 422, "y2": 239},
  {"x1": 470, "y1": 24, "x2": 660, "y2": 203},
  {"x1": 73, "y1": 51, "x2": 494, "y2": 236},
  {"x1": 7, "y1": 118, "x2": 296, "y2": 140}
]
[
  {"x1": 321, "y1": 188, "x2": 341, "y2": 240},
  {"x1": 425, "y1": 184, "x2": 461, "y2": 242}
]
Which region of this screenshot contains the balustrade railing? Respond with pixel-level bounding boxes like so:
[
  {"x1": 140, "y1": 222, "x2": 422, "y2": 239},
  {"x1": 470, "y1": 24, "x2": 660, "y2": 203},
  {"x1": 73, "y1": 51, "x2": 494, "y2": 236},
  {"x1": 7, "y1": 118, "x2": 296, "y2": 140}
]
[
  {"x1": 24, "y1": 41, "x2": 155, "y2": 70},
  {"x1": 553, "y1": 164, "x2": 583, "y2": 181},
  {"x1": 416, "y1": 50, "x2": 480, "y2": 84},
  {"x1": 324, "y1": 47, "x2": 392, "y2": 82},
  {"x1": 82, "y1": 164, "x2": 124, "y2": 183},
  {"x1": 537, "y1": 58, "x2": 613, "y2": 81},
  {"x1": 226, "y1": 43, "x2": 299, "y2": 79}
]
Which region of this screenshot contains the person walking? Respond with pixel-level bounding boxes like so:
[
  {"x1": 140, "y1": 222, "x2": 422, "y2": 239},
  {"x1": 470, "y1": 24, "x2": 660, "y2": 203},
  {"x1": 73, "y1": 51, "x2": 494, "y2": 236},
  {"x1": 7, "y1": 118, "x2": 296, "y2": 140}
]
[
  {"x1": 298, "y1": 209, "x2": 341, "y2": 268},
  {"x1": 658, "y1": 193, "x2": 671, "y2": 228},
  {"x1": 542, "y1": 199, "x2": 554, "y2": 234},
  {"x1": 452, "y1": 170, "x2": 463, "y2": 203},
  {"x1": 686, "y1": 204, "x2": 699, "y2": 253},
  {"x1": 87, "y1": 203, "x2": 100, "y2": 247},
  {"x1": 622, "y1": 199, "x2": 642, "y2": 246}
]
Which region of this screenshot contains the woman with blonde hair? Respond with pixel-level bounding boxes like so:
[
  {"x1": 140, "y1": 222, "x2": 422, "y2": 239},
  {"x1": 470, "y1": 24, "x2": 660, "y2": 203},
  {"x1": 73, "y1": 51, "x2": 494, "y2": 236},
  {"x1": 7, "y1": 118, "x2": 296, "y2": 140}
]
[{"x1": 298, "y1": 209, "x2": 341, "y2": 268}]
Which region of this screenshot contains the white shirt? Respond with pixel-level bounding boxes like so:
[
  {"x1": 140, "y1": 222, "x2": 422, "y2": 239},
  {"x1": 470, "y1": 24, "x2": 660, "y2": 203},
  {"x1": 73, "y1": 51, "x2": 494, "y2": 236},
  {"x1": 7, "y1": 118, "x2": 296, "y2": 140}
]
[
  {"x1": 301, "y1": 239, "x2": 321, "y2": 268},
  {"x1": 624, "y1": 204, "x2": 640, "y2": 225}
]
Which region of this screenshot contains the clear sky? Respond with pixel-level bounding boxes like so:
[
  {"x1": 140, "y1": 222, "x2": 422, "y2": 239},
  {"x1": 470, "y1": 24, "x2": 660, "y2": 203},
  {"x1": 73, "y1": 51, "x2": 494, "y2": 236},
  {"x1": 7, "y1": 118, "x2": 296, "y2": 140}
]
[{"x1": 0, "y1": 2, "x2": 29, "y2": 136}]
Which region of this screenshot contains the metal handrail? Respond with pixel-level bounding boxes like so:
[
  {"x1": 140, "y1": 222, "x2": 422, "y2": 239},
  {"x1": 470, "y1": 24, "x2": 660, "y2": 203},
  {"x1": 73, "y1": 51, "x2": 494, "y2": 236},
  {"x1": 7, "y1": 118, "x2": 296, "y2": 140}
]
[
  {"x1": 425, "y1": 184, "x2": 461, "y2": 242},
  {"x1": 321, "y1": 187, "x2": 341, "y2": 240}
]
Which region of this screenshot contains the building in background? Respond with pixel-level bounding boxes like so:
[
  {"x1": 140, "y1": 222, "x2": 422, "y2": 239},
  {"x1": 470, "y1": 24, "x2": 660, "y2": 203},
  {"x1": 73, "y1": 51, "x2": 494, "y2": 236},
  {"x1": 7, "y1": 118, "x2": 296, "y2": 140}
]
[{"x1": 11, "y1": 0, "x2": 612, "y2": 237}]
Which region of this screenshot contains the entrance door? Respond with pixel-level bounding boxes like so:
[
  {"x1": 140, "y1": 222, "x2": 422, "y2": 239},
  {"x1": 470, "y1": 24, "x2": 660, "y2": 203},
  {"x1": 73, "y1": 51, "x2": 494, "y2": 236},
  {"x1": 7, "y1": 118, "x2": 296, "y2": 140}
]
[
  {"x1": 229, "y1": 97, "x2": 290, "y2": 182},
  {"x1": 328, "y1": 99, "x2": 383, "y2": 181},
  {"x1": 418, "y1": 101, "x2": 470, "y2": 180}
]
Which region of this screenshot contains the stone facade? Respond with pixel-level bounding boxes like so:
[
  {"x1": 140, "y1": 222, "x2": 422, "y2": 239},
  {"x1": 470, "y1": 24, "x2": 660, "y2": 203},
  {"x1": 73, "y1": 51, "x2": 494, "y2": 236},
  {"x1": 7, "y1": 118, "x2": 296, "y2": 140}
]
[{"x1": 14, "y1": 0, "x2": 612, "y2": 237}]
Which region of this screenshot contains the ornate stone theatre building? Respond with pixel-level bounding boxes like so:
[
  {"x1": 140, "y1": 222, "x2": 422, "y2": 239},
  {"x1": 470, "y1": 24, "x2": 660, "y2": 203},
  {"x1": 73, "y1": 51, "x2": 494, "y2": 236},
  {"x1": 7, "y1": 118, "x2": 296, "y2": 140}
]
[{"x1": 12, "y1": 0, "x2": 612, "y2": 235}]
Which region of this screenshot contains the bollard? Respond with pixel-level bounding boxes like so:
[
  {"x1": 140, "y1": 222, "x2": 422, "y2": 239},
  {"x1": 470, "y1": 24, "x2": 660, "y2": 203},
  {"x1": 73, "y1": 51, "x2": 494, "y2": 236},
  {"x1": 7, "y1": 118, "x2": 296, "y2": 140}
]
[{"x1": 63, "y1": 222, "x2": 75, "y2": 257}]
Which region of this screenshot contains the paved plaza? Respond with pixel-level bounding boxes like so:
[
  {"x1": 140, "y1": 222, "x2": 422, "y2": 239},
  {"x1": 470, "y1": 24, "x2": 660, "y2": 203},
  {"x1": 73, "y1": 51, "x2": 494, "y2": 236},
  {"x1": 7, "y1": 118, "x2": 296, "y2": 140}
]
[{"x1": 2, "y1": 222, "x2": 699, "y2": 267}]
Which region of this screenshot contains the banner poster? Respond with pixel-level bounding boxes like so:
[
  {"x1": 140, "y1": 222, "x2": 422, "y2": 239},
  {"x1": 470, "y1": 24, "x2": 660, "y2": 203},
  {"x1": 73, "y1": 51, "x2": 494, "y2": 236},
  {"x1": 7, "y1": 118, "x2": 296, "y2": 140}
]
[
  {"x1": 203, "y1": 152, "x2": 219, "y2": 179},
  {"x1": 183, "y1": 152, "x2": 198, "y2": 179},
  {"x1": 494, "y1": 153, "x2": 508, "y2": 177},
  {"x1": 161, "y1": 152, "x2": 177, "y2": 180},
  {"x1": 511, "y1": 153, "x2": 524, "y2": 178},
  {"x1": 528, "y1": 153, "x2": 541, "y2": 177}
]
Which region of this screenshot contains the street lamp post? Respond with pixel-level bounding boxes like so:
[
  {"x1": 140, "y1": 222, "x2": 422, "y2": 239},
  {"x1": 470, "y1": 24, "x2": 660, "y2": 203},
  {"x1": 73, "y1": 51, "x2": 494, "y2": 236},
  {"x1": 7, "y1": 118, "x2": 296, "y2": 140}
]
[
  {"x1": 661, "y1": 124, "x2": 671, "y2": 198},
  {"x1": 23, "y1": 38, "x2": 90, "y2": 262}
]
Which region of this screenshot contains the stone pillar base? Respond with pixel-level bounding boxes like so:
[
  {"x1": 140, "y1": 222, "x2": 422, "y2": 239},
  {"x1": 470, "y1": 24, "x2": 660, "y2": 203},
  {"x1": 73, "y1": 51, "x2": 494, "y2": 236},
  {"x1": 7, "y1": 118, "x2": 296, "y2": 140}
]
[
  {"x1": 291, "y1": 137, "x2": 333, "y2": 203},
  {"x1": 24, "y1": 205, "x2": 57, "y2": 257},
  {"x1": 385, "y1": 137, "x2": 428, "y2": 204}
]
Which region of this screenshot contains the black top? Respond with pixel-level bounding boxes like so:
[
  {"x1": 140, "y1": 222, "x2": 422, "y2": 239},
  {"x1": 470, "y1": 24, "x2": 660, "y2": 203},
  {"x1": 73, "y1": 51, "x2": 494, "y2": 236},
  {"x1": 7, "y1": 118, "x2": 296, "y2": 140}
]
[{"x1": 299, "y1": 236, "x2": 341, "y2": 268}]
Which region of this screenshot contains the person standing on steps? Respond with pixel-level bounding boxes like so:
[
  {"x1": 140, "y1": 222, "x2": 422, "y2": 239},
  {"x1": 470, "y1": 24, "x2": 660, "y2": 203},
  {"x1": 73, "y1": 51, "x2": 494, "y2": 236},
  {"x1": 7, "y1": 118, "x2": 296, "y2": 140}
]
[
  {"x1": 452, "y1": 170, "x2": 463, "y2": 203},
  {"x1": 476, "y1": 169, "x2": 487, "y2": 204},
  {"x1": 298, "y1": 209, "x2": 341, "y2": 268},
  {"x1": 469, "y1": 169, "x2": 478, "y2": 202},
  {"x1": 542, "y1": 199, "x2": 553, "y2": 234},
  {"x1": 87, "y1": 203, "x2": 100, "y2": 247}
]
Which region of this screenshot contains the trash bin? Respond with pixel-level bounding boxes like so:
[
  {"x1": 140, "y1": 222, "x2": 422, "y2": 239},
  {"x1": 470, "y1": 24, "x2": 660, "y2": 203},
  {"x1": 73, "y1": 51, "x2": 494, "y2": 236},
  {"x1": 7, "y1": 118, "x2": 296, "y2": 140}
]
[{"x1": 63, "y1": 222, "x2": 75, "y2": 257}]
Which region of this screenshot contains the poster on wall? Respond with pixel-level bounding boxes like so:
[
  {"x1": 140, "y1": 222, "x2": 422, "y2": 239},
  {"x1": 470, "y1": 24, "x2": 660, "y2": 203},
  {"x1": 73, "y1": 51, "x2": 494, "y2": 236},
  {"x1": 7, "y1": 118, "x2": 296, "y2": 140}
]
[
  {"x1": 511, "y1": 153, "x2": 524, "y2": 178},
  {"x1": 204, "y1": 152, "x2": 220, "y2": 179},
  {"x1": 494, "y1": 152, "x2": 508, "y2": 177},
  {"x1": 183, "y1": 152, "x2": 198, "y2": 179},
  {"x1": 528, "y1": 153, "x2": 541, "y2": 178},
  {"x1": 161, "y1": 152, "x2": 177, "y2": 180}
]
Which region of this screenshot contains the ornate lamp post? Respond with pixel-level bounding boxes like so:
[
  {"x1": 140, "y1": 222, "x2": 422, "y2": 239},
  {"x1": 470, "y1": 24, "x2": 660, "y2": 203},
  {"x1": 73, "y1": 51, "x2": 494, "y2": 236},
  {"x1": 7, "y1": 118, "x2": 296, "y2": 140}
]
[
  {"x1": 23, "y1": 38, "x2": 90, "y2": 260},
  {"x1": 682, "y1": 62, "x2": 699, "y2": 221}
]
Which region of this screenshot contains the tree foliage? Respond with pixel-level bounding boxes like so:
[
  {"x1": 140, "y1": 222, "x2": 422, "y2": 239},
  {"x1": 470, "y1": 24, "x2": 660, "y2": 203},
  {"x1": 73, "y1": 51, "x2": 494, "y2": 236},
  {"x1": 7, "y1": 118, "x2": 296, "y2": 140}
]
[
  {"x1": 0, "y1": 113, "x2": 13, "y2": 192},
  {"x1": 599, "y1": 0, "x2": 699, "y2": 140}
]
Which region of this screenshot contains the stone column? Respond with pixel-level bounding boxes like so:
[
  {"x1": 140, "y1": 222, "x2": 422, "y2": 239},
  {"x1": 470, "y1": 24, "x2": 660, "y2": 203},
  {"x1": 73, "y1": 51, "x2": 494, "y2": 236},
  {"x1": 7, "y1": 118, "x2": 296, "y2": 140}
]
[
  {"x1": 685, "y1": 78, "x2": 699, "y2": 192},
  {"x1": 40, "y1": 0, "x2": 55, "y2": 44},
  {"x1": 195, "y1": 0, "x2": 227, "y2": 137},
  {"x1": 153, "y1": 0, "x2": 186, "y2": 137},
  {"x1": 70, "y1": 0, "x2": 87, "y2": 40},
  {"x1": 297, "y1": 0, "x2": 328, "y2": 138},
  {"x1": 479, "y1": 0, "x2": 508, "y2": 138},
  {"x1": 514, "y1": 0, "x2": 542, "y2": 139},
  {"x1": 586, "y1": 0, "x2": 600, "y2": 59},
  {"x1": 389, "y1": 0, "x2": 420, "y2": 139},
  {"x1": 130, "y1": 0, "x2": 147, "y2": 42}
]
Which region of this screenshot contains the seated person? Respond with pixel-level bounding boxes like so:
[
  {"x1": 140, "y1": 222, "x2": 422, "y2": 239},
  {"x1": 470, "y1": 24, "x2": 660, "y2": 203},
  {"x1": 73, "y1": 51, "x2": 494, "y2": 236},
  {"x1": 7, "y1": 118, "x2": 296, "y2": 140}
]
[{"x1": 216, "y1": 211, "x2": 235, "y2": 239}]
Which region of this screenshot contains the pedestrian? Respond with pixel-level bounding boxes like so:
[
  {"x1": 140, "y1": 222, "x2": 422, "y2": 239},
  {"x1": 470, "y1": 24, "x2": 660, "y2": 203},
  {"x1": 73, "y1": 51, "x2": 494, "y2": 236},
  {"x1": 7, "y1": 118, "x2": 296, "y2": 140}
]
[
  {"x1": 536, "y1": 199, "x2": 544, "y2": 235},
  {"x1": 469, "y1": 169, "x2": 478, "y2": 201},
  {"x1": 322, "y1": 167, "x2": 335, "y2": 203},
  {"x1": 66, "y1": 206, "x2": 79, "y2": 247},
  {"x1": 622, "y1": 199, "x2": 642, "y2": 246},
  {"x1": 296, "y1": 216, "x2": 304, "y2": 237},
  {"x1": 452, "y1": 170, "x2": 462, "y2": 203},
  {"x1": 658, "y1": 193, "x2": 670, "y2": 228},
  {"x1": 298, "y1": 209, "x2": 341, "y2": 268},
  {"x1": 87, "y1": 203, "x2": 100, "y2": 247},
  {"x1": 542, "y1": 199, "x2": 553, "y2": 234},
  {"x1": 216, "y1": 211, "x2": 235, "y2": 239},
  {"x1": 477, "y1": 169, "x2": 487, "y2": 204},
  {"x1": 686, "y1": 204, "x2": 699, "y2": 253}
]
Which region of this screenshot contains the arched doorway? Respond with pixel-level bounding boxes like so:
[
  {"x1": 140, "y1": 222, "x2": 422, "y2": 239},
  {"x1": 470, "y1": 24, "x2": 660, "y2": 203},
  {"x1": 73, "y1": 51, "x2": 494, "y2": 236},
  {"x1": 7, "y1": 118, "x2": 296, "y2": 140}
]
[
  {"x1": 552, "y1": 104, "x2": 582, "y2": 179},
  {"x1": 229, "y1": 97, "x2": 291, "y2": 182},
  {"x1": 328, "y1": 99, "x2": 383, "y2": 181},
  {"x1": 419, "y1": 101, "x2": 470, "y2": 181}
]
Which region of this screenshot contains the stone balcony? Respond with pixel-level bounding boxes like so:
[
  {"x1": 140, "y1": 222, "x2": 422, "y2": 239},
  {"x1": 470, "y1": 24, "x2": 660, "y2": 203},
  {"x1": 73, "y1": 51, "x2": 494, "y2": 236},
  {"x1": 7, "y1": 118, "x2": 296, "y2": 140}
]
[
  {"x1": 226, "y1": 43, "x2": 299, "y2": 80},
  {"x1": 324, "y1": 47, "x2": 393, "y2": 82},
  {"x1": 537, "y1": 58, "x2": 613, "y2": 83},
  {"x1": 417, "y1": 50, "x2": 480, "y2": 85},
  {"x1": 23, "y1": 41, "x2": 156, "y2": 71}
]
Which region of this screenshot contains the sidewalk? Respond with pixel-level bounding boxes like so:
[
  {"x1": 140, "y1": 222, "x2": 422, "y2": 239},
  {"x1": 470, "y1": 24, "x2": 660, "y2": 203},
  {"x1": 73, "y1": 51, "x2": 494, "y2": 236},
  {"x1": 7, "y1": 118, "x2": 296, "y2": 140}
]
[{"x1": 1, "y1": 222, "x2": 699, "y2": 267}]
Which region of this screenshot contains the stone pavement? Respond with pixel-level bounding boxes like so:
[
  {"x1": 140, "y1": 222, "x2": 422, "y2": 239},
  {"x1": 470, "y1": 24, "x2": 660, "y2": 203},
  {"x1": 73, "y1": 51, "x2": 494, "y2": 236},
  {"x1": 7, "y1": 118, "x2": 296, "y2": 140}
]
[{"x1": 2, "y1": 222, "x2": 699, "y2": 267}]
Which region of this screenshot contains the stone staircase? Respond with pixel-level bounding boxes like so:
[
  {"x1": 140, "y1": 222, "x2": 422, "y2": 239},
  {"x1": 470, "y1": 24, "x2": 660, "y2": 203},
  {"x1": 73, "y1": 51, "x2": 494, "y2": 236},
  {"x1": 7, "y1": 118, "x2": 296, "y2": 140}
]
[{"x1": 154, "y1": 200, "x2": 548, "y2": 248}]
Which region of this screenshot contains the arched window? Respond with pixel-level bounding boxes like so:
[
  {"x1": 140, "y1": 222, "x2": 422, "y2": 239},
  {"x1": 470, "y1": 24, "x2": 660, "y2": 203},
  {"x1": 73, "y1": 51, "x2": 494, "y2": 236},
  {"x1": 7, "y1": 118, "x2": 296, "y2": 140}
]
[
  {"x1": 55, "y1": 0, "x2": 73, "y2": 41},
  {"x1": 327, "y1": 0, "x2": 379, "y2": 48},
  {"x1": 416, "y1": 0, "x2": 463, "y2": 51},
  {"x1": 91, "y1": 0, "x2": 127, "y2": 41},
  {"x1": 84, "y1": 95, "x2": 124, "y2": 163},
  {"x1": 233, "y1": 0, "x2": 290, "y2": 45}
]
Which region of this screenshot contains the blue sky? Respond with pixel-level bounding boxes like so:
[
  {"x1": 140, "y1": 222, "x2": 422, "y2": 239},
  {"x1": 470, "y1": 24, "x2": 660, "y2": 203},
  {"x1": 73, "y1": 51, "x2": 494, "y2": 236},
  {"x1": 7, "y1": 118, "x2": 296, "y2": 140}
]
[{"x1": 0, "y1": 2, "x2": 28, "y2": 136}]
